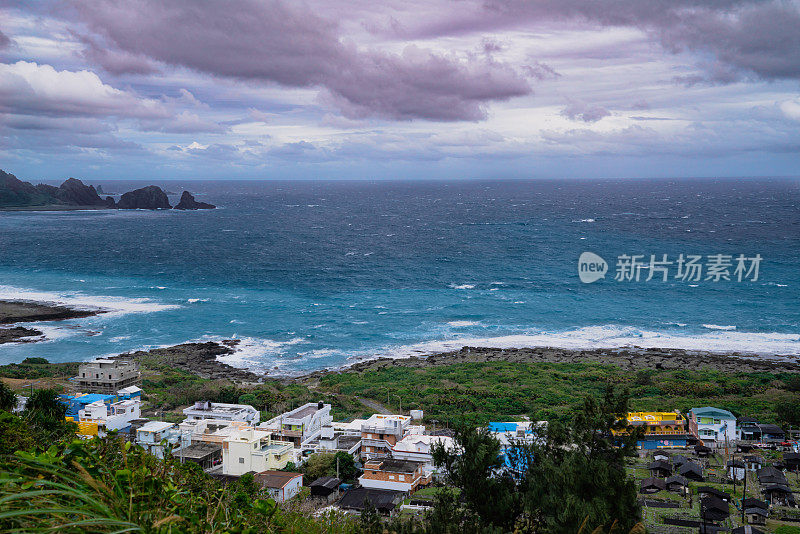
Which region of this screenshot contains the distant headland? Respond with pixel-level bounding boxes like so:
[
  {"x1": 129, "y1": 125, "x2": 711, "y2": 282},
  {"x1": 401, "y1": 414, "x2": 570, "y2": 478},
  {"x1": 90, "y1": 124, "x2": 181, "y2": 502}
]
[{"x1": 0, "y1": 169, "x2": 215, "y2": 211}]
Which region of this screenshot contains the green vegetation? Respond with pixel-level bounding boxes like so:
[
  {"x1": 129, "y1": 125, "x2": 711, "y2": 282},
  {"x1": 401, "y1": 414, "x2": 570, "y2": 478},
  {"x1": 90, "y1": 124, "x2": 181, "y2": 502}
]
[
  {"x1": 0, "y1": 359, "x2": 78, "y2": 379},
  {"x1": 431, "y1": 386, "x2": 645, "y2": 533},
  {"x1": 300, "y1": 451, "x2": 358, "y2": 483},
  {"x1": 319, "y1": 362, "x2": 799, "y2": 425},
  {"x1": 0, "y1": 436, "x2": 359, "y2": 533}
]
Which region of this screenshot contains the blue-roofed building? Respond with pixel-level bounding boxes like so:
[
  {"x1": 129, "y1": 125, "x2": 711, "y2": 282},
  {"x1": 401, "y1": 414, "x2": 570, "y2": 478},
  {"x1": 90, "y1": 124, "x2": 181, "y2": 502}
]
[
  {"x1": 59, "y1": 393, "x2": 117, "y2": 418},
  {"x1": 488, "y1": 421, "x2": 545, "y2": 478}
]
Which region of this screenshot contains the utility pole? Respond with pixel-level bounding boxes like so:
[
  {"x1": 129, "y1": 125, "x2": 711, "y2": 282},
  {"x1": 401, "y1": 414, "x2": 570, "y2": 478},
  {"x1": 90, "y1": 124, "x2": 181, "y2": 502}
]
[
  {"x1": 336, "y1": 455, "x2": 340, "y2": 480},
  {"x1": 741, "y1": 466, "x2": 747, "y2": 524}
]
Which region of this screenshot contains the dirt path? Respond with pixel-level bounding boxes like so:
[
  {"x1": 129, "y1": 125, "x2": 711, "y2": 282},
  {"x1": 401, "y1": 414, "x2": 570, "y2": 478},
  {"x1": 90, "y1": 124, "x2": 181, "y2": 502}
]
[{"x1": 356, "y1": 396, "x2": 392, "y2": 414}]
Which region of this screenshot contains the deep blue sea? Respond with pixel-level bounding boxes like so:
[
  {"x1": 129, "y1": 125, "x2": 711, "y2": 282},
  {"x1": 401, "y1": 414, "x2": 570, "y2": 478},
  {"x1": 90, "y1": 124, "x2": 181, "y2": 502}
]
[{"x1": 0, "y1": 178, "x2": 798, "y2": 374}]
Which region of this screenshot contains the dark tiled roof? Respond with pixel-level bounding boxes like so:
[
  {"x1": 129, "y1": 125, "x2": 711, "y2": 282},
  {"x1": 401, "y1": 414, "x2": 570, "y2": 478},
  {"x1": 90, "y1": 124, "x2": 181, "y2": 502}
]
[
  {"x1": 310, "y1": 476, "x2": 341, "y2": 490},
  {"x1": 698, "y1": 486, "x2": 731, "y2": 501},
  {"x1": 366, "y1": 459, "x2": 422, "y2": 473},
  {"x1": 338, "y1": 487, "x2": 403, "y2": 512},
  {"x1": 665, "y1": 475, "x2": 687, "y2": 486},
  {"x1": 741, "y1": 497, "x2": 767, "y2": 510}
]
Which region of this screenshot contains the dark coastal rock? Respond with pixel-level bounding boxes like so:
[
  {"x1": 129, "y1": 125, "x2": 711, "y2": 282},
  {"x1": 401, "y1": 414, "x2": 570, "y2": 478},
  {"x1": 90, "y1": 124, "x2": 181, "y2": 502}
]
[
  {"x1": 104, "y1": 196, "x2": 116, "y2": 208},
  {"x1": 117, "y1": 185, "x2": 171, "y2": 209},
  {"x1": 0, "y1": 326, "x2": 43, "y2": 344},
  {"x1": 35, "y1": 183, "x2": 60, "y2": 197},
  {"x1": 0, "y1": 170, "x2": 52, "y2": 207},
  {"x1": 54, "y1": 177, "x2": 107, "y2": 206},
  {"x1": 120, "y1": 340, "x2": 260, "y2": 381},
  {"x1": 311, "y1": 345, "x2": 800, "y2": 378},
  {"x1": 0, "y1": 300, "x2": 102, "y2": 324},
  {"x1": 174, "y1": 191, "x2": 216, "y2": 210}
]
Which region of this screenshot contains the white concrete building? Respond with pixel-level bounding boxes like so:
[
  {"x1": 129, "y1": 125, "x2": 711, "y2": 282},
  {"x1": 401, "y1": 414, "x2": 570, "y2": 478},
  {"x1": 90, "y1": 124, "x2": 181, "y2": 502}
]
[
  {"x1": 79, "y1": 398, "x2": 141, "y2": 432},
  {"x1": 136, "y1": 421, "x2": 180, "y2": 459},
  {"x1": 222, "y1": 427, "x2": 295, "y2": 476},
  {"x1": 259, "y1": 402, "x2": 333, "y2": 447},
  {"x1": 392, "y1": 434, "x2": 456, "y2": 474},
  {"x1": 183, "y1": 401, "x2": 260, "y2": 424}
]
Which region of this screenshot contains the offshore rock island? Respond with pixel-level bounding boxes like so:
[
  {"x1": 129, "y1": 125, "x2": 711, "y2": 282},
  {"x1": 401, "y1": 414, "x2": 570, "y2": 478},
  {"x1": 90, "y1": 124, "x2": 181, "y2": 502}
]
[{"x1": 0, "y1": 169, "x2": 215, "y2": 210}]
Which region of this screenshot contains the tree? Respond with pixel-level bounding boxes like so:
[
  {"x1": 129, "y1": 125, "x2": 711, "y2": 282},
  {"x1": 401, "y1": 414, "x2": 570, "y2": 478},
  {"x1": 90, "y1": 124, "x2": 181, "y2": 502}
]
[
  {"x1": 301, "y1": 452, "x2": 336, "y2": 481},
  {"x1": 24, "y1": 388, "x2": 66, "y2": 421},
  {"x1": 0, "y1": 380, "x2": 17, "y2": 412},
  {"x1": 519, "y1": 386, "x2": 643, "y2": 533},
  {"x1": 777, "y1": 396, "x2": 800, "y2": 426},
  {"x1": 331, "y1": 451, "x2": 358, "y2": 482},
  {"x1": 432, "y1": 424, "x2": 521, "y2": 531}
]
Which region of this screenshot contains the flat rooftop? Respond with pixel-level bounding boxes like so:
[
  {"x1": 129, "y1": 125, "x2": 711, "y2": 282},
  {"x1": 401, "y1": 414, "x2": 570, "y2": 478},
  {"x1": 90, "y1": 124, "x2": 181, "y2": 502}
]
[{"x1": 286, "y1": 403, "x2": 322, "y2": 419}]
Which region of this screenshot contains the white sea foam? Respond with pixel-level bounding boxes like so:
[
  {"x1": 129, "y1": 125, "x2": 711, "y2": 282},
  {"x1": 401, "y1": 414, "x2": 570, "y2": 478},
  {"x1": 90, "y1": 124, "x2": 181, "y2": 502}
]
[
  {"x1": 449, "y1": 283, "x2": 476, "y2": 290},
  {"x1": 447, "y1": 320, "x2": 480, "y2": 327},
  {"x1": 356, "y1": 325, "x2": 800, "y2": 363},
  {"x1": 702, "y1": 324, "x2": 736, "y2": 331},
  {"x1": 214, "y1": 336, "x2": 308, "y2": 370},
  {"x1": 572, "y1": 218, "x2": 596, "y2": 223},
  {"x1": 0, "y1": 285, "x2": 180, "y2": 318}
]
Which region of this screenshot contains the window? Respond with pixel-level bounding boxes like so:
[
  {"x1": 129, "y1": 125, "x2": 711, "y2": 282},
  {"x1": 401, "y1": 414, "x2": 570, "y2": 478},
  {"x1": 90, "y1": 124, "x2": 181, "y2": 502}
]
[
  {"x1": 239, "y1": 458, "x2": 245, "y2": 464},
  {"x1": 388, "y1": 475, "x2": 394, "y2": 480}
]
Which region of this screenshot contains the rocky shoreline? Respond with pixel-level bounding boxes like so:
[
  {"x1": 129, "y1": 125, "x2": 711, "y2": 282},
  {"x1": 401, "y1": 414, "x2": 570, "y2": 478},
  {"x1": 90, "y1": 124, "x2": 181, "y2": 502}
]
[
  {"x1": 113, "y1": 340, "x2": 800, "y2": 383},
  {"x1": 117, "y1": 340, "x2": 263, "y2": 382},
  {"x1": 0, "y1": 326, "x2": 44, "y2": 344},
  {"x1": 303, "y1": 345, "x2": 800, "y2": 379},
  {"x1": 0, "y1": 300, "x2": 102, "y2": 325}
]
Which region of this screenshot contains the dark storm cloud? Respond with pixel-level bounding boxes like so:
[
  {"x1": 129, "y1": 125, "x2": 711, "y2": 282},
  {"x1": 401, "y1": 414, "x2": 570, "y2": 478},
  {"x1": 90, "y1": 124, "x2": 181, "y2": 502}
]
[
  {"x1": 405, "y1": 0, "x2": 800, "y2": 83},
  {"x1": 68, "y1": 0, "x2": 531, "y2": 121},
  {"x1": 0, "y1": 29, "x2": 11, "y2": 49}
]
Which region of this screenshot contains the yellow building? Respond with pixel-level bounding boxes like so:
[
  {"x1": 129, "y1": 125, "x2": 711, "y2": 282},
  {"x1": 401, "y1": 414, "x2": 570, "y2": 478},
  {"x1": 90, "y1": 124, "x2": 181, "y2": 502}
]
[
  {"x1": 222, "y1": 427, "x2": 295, "y2": 476},
  {"x1": 617, "y1": 411, "x2": 689, "y2": 449}
]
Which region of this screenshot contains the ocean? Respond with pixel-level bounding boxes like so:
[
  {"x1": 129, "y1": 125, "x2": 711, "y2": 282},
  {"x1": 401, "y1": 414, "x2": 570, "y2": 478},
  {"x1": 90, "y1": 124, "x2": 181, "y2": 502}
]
[{"x1": 0, "y1": 178, "x2": 798, "y2": 374}]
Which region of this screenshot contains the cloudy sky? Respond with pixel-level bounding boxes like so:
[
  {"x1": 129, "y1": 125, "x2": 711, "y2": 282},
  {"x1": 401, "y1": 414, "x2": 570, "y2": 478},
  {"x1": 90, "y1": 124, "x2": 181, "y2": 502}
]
[{"x1": 1, "y1": 0, "x2": 799, "y2": 181}]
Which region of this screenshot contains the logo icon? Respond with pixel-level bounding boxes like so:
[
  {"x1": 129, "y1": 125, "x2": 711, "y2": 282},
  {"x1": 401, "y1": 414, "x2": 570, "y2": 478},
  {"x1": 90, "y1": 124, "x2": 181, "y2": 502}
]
[{"x1": 578, "y1": 252, "x2": 607, "y2": 283}]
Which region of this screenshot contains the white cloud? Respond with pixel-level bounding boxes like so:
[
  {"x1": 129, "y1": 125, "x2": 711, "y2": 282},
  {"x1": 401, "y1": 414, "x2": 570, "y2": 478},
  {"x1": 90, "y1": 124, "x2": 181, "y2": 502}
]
[
  {"x1": 780, "y1": 97, "x2": 800, "y2": 121},
  {"x1": 0, "y1": 60, "x2": 167, "y2": 118}
]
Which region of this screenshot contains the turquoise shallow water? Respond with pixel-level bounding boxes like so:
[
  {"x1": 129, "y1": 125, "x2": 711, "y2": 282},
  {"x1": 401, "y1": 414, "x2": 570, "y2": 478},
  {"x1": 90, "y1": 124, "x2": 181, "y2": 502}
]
[{"x1": 0, "y1": 178, "x2": 798, "y2": 374}]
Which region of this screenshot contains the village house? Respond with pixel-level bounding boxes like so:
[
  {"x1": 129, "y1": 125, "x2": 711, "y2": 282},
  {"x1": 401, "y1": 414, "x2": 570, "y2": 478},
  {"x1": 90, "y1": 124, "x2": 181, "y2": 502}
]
[
  {"x1": 73, "y1": 359, "x2": 141, "y2": 394},
  {"x1": 253, "y1": 471, "x2": 303, "y2": 503},
  {"x1": 309, "y1": 476, "x2": 341, "y2": 502},
  {"x1": 259, "y1": 401, "x2": 333, "y2": 447},
  {"x1": 310, "y1": 423, "x2": 362, "y2": 457},
  {"x1": 738, "y1": 419, "x2": 785, "y2": 443},
  {"x1": 221, "y1": 427, "x2": 295, "y2": 476},
  {"x1": 701, "y1": 495, "x2": 730, "y2": 523},
  {"x1": 784, "y1": 452, "x2": 800, "y2": 472},
  {"x1": 360, "y1": 414, "x2": 412, "y2": 460},
  {"x1": 178, "y1": 418, "x2": 250, "y2": 446},
  {"x1": 359, "y1": 458, "x2": 430, "y2": 492},
  {"x1": 338, "y1": 487, "x2": 404, "y2": 516},
  {"x1": 647, "y1": 459, "x2": 672, "y2": 478},
  {"x1": 665, "y1": 474, "x2": 688, "y2": 493},
  {"x1": 619, "y1": 411, "x2": 688, "y2": 449},
  {"x1": 135, "y1": 421, "x2": 180, "y2": 459},
  {"x1": 678, "y1": 461, "x2": 704, "y2": 481},
  {"x1": 74, "y1": 397, "x2": 141, "y2": 436},
  {"x1": 174, "y1": 442, "x2": 222, "y2": 469},
  {"x1": 639, "y1": 477, "x2": 667, "y2": 494},
  {"x1": 183, "y1": 400, "x2": 260, "y2": 424},
  {"x1": 688, "y1": 407, "x2": 737, "y2": 449},
  {"x1": 742, "y1": 498, "x2": 769, "y2": 526},
  {"x1": 392, "y1": 434, "x2": 456, "y2": 475}
]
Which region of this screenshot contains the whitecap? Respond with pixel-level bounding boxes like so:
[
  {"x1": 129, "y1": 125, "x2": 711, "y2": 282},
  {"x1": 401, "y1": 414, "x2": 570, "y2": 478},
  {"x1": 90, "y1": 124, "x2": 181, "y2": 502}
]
[
  {"x1": 702, "y1": 324, "x2": 736, "y2": 331},
  {"x1": 0, "y1": 284, "x2": 180, "y2": 318},
  {"x1": 447, "y1": 320, "x2": 480, "y2": 327},
  {"x1": 449, "y1": 283, "x2": 476, "y2": 290}
]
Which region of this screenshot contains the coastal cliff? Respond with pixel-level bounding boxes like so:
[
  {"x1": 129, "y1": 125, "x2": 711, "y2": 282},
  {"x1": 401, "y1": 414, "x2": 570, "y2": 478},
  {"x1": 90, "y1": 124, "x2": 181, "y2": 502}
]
[{"x1": 0, "y1": 168, "x2": 214, "y2": 211}]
